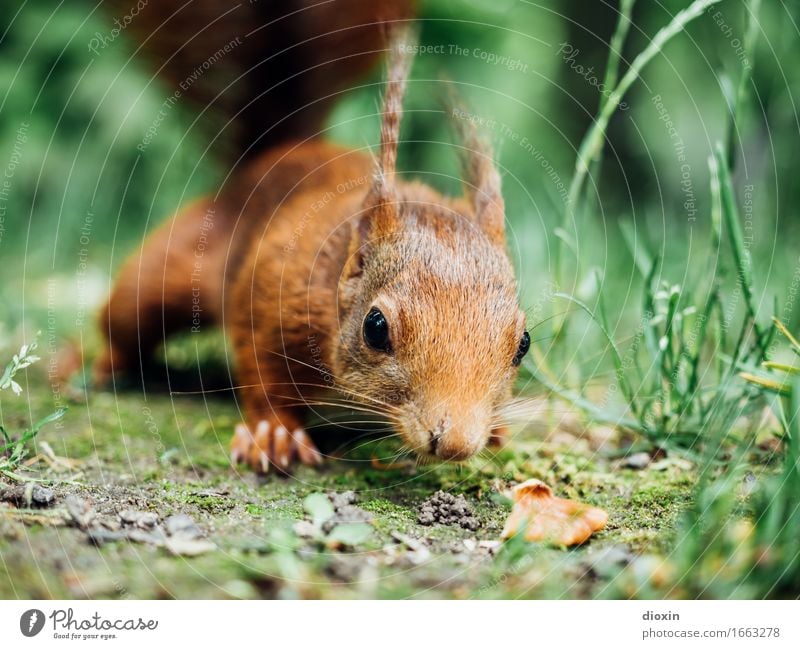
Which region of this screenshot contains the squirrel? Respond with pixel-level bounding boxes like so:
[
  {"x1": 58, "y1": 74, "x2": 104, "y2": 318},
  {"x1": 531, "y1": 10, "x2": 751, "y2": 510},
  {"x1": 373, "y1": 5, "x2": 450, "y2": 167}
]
[{"x1": 96, "y1": 1, "x2": 531, "y2": 473}]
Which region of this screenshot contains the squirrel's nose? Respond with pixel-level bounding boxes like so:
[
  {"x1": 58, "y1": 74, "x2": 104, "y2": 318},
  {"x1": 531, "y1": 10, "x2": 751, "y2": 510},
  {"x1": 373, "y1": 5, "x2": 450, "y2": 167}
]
[
  {"x1": 433, "y1": 435, "x2": 477, "y2": 461},
  {"x1": 428, "y1": 416, "x2": 482, "y2": 461},
  {"x1": 428, "y1": 417, "x2": 450, "y2": 454}
]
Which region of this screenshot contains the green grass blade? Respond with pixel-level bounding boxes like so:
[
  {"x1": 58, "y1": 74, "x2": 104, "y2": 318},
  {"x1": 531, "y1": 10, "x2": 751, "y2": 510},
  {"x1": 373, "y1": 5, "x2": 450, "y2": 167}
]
[
  {"x1": 553, "y1": 292, "x2": 639, "y2": 419},
  {"x1": 564, "y1": 0, "x2": 723, "y2": 216},
  {"x1": 725, "y1": 0, "x2": 762, "y2": 169},
  {"x1": 557, "y1": 0, "x2": 723, "y2": 286},
  {"x1": 619, "y1": 219, "x2": 653, "y2": 278},
  {"x1": 600, "y1": 0, "x2": 637, "y2": 117},
  {"x1": 714, "y1": 142, "x2": 764, "y2": 349}
]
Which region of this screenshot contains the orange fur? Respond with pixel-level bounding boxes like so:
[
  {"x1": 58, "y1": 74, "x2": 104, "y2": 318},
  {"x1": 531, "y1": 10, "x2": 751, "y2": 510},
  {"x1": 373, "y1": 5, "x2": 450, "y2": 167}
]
[{"x1": 97, "y1": 19, "x2": 526, "y2": 472}]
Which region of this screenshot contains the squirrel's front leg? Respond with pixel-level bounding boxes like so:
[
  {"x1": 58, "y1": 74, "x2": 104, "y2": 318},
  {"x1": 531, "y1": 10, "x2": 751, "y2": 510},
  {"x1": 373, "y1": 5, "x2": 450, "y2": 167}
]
[{"x1": 229, "y1": 358, "x2": 322, "y2": 474}]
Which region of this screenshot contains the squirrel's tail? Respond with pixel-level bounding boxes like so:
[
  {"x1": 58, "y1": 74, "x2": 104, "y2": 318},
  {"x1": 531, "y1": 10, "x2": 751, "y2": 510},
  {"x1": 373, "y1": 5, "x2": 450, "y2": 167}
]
[{"x1": 105, "y1": 0, "x2": 415, "y2": 159}]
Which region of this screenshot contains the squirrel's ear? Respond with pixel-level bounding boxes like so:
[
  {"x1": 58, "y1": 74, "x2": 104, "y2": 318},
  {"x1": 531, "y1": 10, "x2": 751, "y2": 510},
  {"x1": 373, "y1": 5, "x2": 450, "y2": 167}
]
[
  {"x1": 341, "y1": 197, "x2": 395, "y2": 282},
  {"x1": 449, "y1": 94, "x2": 506, "y2": 246},
  {"x1": 362, "y1": 25, "x2": 414, "y2": 240},
  {"x1": 465, "y1": 148, "x2": 505, "y2": 246}
]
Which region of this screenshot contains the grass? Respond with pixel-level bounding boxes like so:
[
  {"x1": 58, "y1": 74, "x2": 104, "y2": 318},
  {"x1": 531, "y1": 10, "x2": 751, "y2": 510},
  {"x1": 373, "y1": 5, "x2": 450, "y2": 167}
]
[
  {"x1": 556, "y1": 0, "x2": 725, "y2": 288},
  {"x1": 740, "y1": 318, "x2": 800, "y2": 396},
  {"x1": 0, "y1": 338, "x2": 66, "y2": 481},
  {"x1": 530, "y1": 0, "x2": 772, "y2": 453}
]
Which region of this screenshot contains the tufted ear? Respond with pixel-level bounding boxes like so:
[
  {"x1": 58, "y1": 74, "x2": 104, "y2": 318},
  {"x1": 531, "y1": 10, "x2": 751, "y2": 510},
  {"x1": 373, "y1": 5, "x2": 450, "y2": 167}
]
[
  {"x1": 342, "y1": 26, "x2": 414, "y2": 285},
  {"x1": 449, "y1": 96, "x2": 506, "y2": 246},
  {"x1": 364, "y1": 25, "x2": 414, "y2": 239}
]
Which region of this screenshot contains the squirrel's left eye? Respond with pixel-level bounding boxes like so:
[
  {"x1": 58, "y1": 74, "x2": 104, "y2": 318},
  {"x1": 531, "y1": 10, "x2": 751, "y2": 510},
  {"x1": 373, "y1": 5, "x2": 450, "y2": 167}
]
[
  {"x1": 363, "y1": 307, "x2": 391, "y2": 353},
  {"x1": 512, "y1": 331, "x2": 530, "y2": 367}
]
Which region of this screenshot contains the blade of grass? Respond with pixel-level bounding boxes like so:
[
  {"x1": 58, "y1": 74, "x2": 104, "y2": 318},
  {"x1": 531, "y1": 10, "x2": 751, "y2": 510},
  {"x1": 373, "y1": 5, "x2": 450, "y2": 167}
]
[
  {"x1": 556, "y1": 0, "x2": 724, "y2": 288},
  {"x1": 714, "y1": 142, "x2": 765, "y2": 350},
  {"x1": 567, "y1": 0, "x2": 725, "y2": 209},
  {"x1": 725, "y1": 0, "x2": 762, "y2": 169},
  {"x1": 773, "y1": 317, "x2": 800, "y2": 354},
  {"x1": 590, "y1": 0, "x2": 637, "y2": 178},
  {"x1": 554, "y1": 292, "x2": 640, "y2": 419},
  {"x1": 763, "y1": 361, "x2": 799, "y2": 374},
  {"x1": 522, "y1": 358, "x2": 645, "y2": 433},
  {"x1": 619, "y1": 218, "x2": 653, "y2": 278},
  {"x1": 739, "y1": 372, "x2": 790, "y2": 395}
]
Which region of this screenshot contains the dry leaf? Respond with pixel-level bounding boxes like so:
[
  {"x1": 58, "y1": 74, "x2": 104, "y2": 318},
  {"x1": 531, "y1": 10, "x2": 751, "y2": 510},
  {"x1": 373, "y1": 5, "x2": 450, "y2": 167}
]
[{"x1": 501, "y1": 479, "x2": 608, "y2": 546}]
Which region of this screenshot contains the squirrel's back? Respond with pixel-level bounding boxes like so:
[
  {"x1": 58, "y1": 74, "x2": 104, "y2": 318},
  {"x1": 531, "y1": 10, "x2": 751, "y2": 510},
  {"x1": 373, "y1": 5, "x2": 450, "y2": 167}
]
[{"x1": 95, "y1": 1, "x2": 413, "y2": 383}]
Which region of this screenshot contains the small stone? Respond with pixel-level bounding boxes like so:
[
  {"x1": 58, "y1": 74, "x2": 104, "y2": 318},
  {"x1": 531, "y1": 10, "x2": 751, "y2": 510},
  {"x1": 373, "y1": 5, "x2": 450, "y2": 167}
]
[
  {"x1": 293, "y1": 520, "x2": 317, "y2": 538},
  {"x1": 583, "y1": 545, "x2": 634, "y2": 578},
  {"x1": 164, "y1": 513, "x2": 202, "y2": 539},
  {"x1": 87, "y1": 529, "x2": 128, "y2": 546},
  {"x1": 328, "y1": 491, "x2": 357, "y2": 510},
  {"x1": 321, "y1": 504, "x2": 372, "y2": 534},
  {"x1": 30, "y1": 485, "x2": 56, "y2": 507},
  {"x1": 100, "y1": 518, "x2": 122, "y2": 532},
  {"x1": 622, "y1": 452, "x2": 651, "y2": 470},
  {"x1": 478, "y1": 540, "x2": 502, "y2": 554},
  {"x1": 65, "y1": 496, "x2": 95, "y2": 530},
  {"x1": 127, "y1": 528, "x2": 167, "y2": 545},
  {"x1": 164, "y1": 537, "x2": 215, "y2": 556},
  {"x1": 119, "y1": 510, "x2": 158, "y2": 528},
  {"x1": 0, "y1": 484, "x2": 55, "y2": 508}
]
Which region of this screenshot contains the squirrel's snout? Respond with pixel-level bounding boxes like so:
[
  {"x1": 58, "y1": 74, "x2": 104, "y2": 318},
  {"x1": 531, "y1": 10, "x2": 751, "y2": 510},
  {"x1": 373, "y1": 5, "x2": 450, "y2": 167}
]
[{"x1": 425, "y1": 414, "x2": 486, "y2": 462}]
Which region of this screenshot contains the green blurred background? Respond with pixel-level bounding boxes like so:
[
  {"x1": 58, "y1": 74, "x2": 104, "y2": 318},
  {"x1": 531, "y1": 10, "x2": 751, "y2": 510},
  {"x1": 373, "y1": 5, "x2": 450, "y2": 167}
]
[{"x1": 0, "y1": 0, "x2": 798, "y2": 362}]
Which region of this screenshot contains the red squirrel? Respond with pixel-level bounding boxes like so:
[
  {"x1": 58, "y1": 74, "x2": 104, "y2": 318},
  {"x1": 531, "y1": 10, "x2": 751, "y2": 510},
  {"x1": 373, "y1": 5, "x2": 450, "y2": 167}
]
[{"x1": 96, "y1": 2, "x2": 530, "y2": 473}]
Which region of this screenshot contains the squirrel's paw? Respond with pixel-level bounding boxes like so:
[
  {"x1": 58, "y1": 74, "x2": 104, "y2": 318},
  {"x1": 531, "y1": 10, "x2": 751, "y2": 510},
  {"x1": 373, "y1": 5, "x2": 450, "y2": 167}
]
[{"x1": 230, "y1": 419, "x2": 322, "y2": 473}]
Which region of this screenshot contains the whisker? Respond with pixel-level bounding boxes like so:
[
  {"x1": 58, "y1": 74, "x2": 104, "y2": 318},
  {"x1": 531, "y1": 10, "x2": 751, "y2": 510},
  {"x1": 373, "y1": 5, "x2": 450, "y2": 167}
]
[
  {"x1": 260, "y1": 348, "x2": 404, "y2": 412},
  {"x1": 170, "y1": 383, "x2": 264, "y2": 396}
]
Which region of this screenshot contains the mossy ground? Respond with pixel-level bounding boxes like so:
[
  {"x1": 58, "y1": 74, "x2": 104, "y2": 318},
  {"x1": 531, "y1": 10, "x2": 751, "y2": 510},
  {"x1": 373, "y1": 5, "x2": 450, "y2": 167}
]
[{"x1": 1, "y1": 355, "x2": 702, "y2": 600}]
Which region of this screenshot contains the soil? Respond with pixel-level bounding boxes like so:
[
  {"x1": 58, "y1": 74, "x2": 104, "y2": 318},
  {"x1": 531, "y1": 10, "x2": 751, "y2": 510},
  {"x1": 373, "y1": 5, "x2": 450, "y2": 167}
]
[
  {"x1": 418, "y1": 491, "x2": 480, "y2": 531},
  {"x1": 0, "y1": 365, "x2": 702, "y2": 599}
]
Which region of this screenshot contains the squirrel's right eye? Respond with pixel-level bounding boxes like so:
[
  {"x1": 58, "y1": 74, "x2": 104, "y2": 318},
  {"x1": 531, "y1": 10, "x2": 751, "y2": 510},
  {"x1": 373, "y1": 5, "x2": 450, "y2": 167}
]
[{"x1": 363, "y1": 307, "x2": 391, "y2": 353}]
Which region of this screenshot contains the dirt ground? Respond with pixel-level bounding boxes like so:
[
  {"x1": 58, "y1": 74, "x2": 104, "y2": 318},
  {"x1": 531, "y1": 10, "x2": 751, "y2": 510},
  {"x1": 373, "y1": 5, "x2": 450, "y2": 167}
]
[{"x1": 0, "y1": 367, "x2": 697, "y2": 599}]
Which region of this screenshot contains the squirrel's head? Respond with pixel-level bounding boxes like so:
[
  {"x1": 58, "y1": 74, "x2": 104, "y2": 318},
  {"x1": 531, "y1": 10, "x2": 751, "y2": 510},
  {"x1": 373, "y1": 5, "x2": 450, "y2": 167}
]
[{"x1": 333, "y1": 30, "x2": 528, "y2": 462}]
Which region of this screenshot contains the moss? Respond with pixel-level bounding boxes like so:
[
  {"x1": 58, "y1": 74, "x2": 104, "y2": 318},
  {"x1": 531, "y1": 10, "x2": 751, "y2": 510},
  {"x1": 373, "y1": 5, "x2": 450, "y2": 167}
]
[{"x1": 0, "y1": 372, "x2": 730, "y2": 599}]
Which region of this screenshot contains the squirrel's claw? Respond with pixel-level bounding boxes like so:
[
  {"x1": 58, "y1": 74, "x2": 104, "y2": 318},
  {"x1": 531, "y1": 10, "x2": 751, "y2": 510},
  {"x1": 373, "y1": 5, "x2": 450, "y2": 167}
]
[
  {"x1": 291, "y1": 427, "x2": 323, "y2": 466},
  {"x1": 230, "y1": 419, "x2": 322, "y2": 473}
]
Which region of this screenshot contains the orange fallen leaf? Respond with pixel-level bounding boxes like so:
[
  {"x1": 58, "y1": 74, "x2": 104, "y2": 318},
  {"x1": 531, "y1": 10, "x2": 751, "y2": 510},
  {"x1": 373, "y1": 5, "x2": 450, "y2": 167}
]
[{"x1": 501, "y1": 479, "x2": 608, "y2": 546}]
